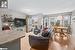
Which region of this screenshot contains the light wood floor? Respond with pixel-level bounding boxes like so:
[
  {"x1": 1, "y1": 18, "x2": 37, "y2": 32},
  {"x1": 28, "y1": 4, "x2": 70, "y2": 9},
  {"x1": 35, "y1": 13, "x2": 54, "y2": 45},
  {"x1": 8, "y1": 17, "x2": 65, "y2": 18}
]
[{"x1": 21, "y1": 32, "x2": 75, "y2": 50}]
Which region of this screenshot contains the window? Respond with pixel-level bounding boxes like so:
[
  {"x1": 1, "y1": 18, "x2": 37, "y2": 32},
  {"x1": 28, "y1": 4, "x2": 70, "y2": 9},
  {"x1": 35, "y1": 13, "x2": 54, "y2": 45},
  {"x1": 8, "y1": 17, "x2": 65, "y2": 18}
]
[
  {"x1": 50, "y1": 17, "x2": 55, "y2": 26},
  {"x1": 55, "y1": 20, "x2": 60, "y2": 26}
]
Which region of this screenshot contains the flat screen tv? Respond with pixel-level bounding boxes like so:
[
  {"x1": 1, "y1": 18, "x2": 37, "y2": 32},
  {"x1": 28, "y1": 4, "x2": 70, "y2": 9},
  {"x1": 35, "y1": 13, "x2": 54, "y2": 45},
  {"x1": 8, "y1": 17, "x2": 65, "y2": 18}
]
[{"x1": 14, "y1": 18, "x2": 26, "y2": 27}]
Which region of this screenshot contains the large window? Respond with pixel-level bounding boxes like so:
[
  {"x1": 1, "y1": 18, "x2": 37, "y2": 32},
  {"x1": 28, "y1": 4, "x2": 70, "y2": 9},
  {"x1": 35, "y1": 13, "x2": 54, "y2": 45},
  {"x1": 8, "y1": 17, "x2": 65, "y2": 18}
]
[
  {"x1": 50, "y1": 17, "x2": 55, "y2": 26},
  {"x1": 56, "y1": 20, "x2": 60, "y2": 26},
  {"x1": 63, "y1": 16, "x2": 70, "y2": 27}
]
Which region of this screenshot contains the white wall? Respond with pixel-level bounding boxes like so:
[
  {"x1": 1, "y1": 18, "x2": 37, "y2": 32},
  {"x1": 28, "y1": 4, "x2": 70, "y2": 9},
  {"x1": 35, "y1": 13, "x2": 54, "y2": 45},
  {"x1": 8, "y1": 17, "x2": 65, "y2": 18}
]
[
  {"x1": 71, "y1": 21, "x2": 75, "y2": 36},
  {"x1": 71, "y1": 11, "x2": 75, "y2": 36},
  {"x1": 0, "y1": 8, "x2": 27, "y2": 19}
]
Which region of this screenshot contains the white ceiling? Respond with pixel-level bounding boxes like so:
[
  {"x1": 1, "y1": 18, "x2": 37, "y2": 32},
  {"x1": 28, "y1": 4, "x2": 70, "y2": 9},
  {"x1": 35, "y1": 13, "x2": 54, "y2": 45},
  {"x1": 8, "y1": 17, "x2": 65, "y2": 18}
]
[{"x1": 8, "y1": 0, "x2": 75, "y2": 15}]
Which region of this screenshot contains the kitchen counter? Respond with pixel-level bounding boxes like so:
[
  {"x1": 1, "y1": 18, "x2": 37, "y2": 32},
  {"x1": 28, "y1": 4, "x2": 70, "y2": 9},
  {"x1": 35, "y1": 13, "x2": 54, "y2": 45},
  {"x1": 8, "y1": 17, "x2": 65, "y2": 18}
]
[{"x1": 0, "y1": 30, "x2": 25, "y2": 45}]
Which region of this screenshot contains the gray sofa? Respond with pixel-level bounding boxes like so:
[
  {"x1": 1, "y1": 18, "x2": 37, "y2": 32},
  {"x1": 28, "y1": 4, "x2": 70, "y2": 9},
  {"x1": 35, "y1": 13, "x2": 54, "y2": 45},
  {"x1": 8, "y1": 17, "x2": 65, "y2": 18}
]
[{"x1": 29, "y1": 35, "x2": 50, "y2": 49}]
